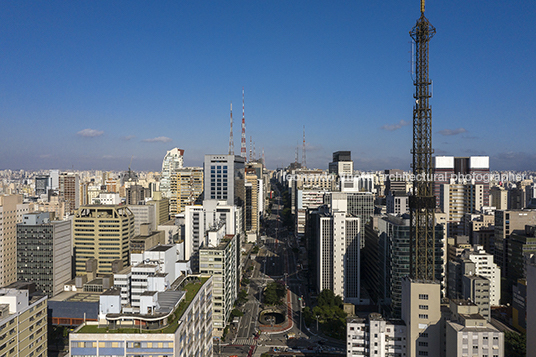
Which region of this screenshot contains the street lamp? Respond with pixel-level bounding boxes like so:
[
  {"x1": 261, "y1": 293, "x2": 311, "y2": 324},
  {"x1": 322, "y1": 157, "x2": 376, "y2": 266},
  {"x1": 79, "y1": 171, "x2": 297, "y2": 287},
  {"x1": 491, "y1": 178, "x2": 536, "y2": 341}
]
[{"x1": 315, "y1": 314, "x2": 320, "y2": 332}]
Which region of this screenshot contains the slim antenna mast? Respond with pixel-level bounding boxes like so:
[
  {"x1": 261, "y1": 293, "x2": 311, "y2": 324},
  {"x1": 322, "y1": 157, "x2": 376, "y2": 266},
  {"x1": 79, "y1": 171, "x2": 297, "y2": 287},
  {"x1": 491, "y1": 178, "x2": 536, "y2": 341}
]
[
  {"x1": 302, "y1": 125, "x2": 306, "y2": 169},
  {"x1": 229, "y1": 102, "x2": 234, "y2": 155},
  {"x1": 241, "y1": 88, "x2": 247, "y2": 160}
]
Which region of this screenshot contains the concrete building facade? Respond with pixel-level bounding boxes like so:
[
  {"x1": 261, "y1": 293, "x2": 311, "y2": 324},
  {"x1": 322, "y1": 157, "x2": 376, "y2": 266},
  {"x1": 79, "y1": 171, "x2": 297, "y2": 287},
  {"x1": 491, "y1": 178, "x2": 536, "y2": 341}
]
[{"x1": 17, "y1": 212, "x2": 72, "y2": 297}]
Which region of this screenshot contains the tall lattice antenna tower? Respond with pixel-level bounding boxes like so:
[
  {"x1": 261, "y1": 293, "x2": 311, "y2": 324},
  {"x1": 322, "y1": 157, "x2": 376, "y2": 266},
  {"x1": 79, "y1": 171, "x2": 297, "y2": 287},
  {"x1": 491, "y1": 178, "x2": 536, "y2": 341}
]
[
  {"x1": 241, "y1": 88, "x2": 247, "y2": 160},
  {"x1": 249, "y1": 136, "x2": 253, "y2": 162},
  {"x1": 228, "y1": 102, "x2": 234, "y2": 155},
  {"x1": 295, "y1": 141, "x2": 299, "y2": 165},
  {"x1": 253, "y1": 141, "x2": 256, "y2": 161},
  {"x1": 262, "y1": 148, "x2": 265, "y2": 166},
  {"x1": 302, "y1": 125, "x2": 306, "y2": 169},
  {"x1": 409, "y1": 0, "x2": 436, "y2": 281}
]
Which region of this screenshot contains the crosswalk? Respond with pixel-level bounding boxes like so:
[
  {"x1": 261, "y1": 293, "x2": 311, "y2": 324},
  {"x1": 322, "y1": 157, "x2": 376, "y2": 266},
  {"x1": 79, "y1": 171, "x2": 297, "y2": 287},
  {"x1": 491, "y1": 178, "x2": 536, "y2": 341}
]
[{"x1": 234, "y1": 337, "x2": 255, "y2": 345}]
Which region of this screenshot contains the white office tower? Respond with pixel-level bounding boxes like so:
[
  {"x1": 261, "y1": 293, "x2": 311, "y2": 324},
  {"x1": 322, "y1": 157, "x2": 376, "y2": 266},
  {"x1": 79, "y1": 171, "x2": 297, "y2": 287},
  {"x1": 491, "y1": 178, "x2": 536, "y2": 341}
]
[
  {"x1": 340, "y1": 173, "x2": 375, "y2": 193},
  {"x1": 461, "y1": 245, "x2": 501, "y2": 306},
  {"x1": 401, "y1": 278, "x2": 441, "y2": 357},
  {"x1": 160, "y1": 148, "x2": 185, "y2": 198},
  {"x1": 445, "y1": 300, "x2": 504, "y2": 357},
  {"x1": 70, "y1": 276, "x2": 214, "y2": 357},
  {"x1": 184, "y1": 201, "x2": 241, "y2": 273},
  {"x1": 316, "y1": 205, "x2": 361, "y2": 303},
  {"x1": 347, "y1": 313, "x2": 407, "y2": 357}
]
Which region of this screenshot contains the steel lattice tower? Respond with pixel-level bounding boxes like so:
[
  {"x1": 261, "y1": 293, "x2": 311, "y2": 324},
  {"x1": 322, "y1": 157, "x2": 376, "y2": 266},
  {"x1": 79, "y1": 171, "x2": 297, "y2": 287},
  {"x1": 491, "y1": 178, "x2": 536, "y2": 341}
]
[{"x1": 409, "y1": 0, "x2": 436, "y2": 281}]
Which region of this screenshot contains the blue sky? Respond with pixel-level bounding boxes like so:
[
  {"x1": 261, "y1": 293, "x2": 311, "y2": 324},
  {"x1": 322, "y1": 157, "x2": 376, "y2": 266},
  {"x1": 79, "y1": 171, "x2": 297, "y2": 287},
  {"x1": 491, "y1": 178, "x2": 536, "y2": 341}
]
[{"x1": 1, "y1": 1, "x2": 535, "y2": 171}]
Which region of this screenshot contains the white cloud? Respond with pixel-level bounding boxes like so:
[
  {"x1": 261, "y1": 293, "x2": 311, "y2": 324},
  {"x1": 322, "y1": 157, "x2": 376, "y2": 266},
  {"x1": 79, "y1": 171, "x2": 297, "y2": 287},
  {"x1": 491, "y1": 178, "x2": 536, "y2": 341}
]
[
  {"x1": 143, "y1": 136, "x2": 172, "y2": 143},
  {"x1": 381, "y1": 120, "x2": 410, "y2": 131},
  {"x1": 437, "y1": 128, "x2": 467, "y2": 136},
  {"x1": 123, "y1": 135, "x2": 136, "y2": 141},
  {"x1": 77, "y1": 128, "x2": 104, "y2": 137}
]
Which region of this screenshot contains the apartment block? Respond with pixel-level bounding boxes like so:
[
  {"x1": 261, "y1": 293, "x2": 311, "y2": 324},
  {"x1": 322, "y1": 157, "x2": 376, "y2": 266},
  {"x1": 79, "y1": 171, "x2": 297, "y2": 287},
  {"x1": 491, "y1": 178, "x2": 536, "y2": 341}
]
[
  {"x1": 346, "y1": 313, "x2": 406, "y2": 357},
  {"x1": 0, "y1": 287, "x2": 48, "y2": 357},
  {"x1": 17, "y1": 212, "x2": 72, "y2": 297},
  {"x1": 0, "y1": 195, "x2": 30, "y2": 286}
]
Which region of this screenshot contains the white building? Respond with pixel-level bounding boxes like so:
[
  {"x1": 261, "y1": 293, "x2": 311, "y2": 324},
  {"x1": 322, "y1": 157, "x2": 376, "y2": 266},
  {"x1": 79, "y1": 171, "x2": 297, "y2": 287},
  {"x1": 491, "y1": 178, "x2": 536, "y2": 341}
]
[
  {"x1": 92, "y1": 193, "x2": 122, "y2": 205},
  {"x1": 316, "y1": 208, "x2": 360, "y2": 303},
  {"x1": 199, "y1": 227, "x2": 238, "y2": 336},
  {"x1": 347, "y1": 313, "x2": 407, "y2": 357},
  {"x1": 446, "y1": 300, "x2": 504, "y2": 357},
  {"x1": 160, "y1": 148, "x2": 185, "y2": 199},
  {"x1": 461, "y1": 245, "x2": 501, "y2": 306},
  {"x1": 70, "y1": 276, "x2": 213, "y2": 357}
]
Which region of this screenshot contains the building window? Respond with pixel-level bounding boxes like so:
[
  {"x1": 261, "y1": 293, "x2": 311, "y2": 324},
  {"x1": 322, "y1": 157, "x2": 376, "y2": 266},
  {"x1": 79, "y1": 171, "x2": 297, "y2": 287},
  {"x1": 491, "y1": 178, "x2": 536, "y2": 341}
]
[
  {"x1": 418, "y1": 314, "x2": 429, "y2": 319},
  {"x1": 419, "y1": 305, "x2": 429, "y2": 310},
  {"x1": 419, "y1": 294, "x2": 429, "y2": 300}
]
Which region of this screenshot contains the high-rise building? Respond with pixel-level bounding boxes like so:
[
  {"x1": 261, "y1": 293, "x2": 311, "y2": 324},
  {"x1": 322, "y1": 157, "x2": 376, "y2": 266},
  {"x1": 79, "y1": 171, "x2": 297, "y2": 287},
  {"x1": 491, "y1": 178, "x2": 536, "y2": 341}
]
[
  {"x1": 204, "y1": 154, "x2": 245, "y2": 208},
  {"x1": 373, "y1": 214, "x2": 443, "y2": 318},
  {"x1": 310, "y1": 205, "x2": 361, "y2": 303},
  {"x1": 34, "y1": 175, "x2": 50, "y2": 197},
  {"x1": 445, "y1": 300, "x2": 503, "y2": 357},
  {"x1": 73, "y1": 205, "x2": 134, "y2": 275},
  {"x1": 147, "y1": 191, "x2": 170, "y2": 225},
  {"x1": 128, "y1": 203, "x2": 157, "y2": 236},
  {"x1": 160, "y1": 148, "x2": 185, "y2": 199},
  {"x1": 401, "y1": 278, "x2": 441, "y2": 357},
  {"x1": 328, "y1": 151, "x2": 353, "y2": 176},
  {"x1": 17, "y1": 212, "x2": 71, "y2": 297},
  {"x1": 490, "y1": 186, "x2": 507, "y2": 210},
  {"x1": 0, "y1": 195, "x2": 30, "y2": 286},
  {"x1": 493, "y1": 209, "x2": 536, "y2": 276},
  {"x1": 0, "y1": 286, "x2": 48, "y2": 357},
  {"x1": 199, "y1": 228, "x2": 238, "y2": 336},
  {"x1": 507, "y1": 225, "x2": 536, "y2": 293},
  {"x1": 346, "y1": 313, "x2": 407, "y2": 357},
  {"x1": 169, "y1": 167, "x2": 203, "y2": 216},
  {"x1": 526, "y1": 257, "x2": 536, "y2": 354},
  {"x1": 433, "y1": 156, "x2": 490, "y2": 208},
  {"x1": 245, "y1": 168, "x2": 259, "y2": 239},
  {"x1": 439, "y1": 183, "x2": 485, "y2": 237},
  {"x1": 59, "y1": 172, "x2": 80, "y2": 213},
  {"x1": 126, "y1": 184, "x2": 150, "y2": 205}
]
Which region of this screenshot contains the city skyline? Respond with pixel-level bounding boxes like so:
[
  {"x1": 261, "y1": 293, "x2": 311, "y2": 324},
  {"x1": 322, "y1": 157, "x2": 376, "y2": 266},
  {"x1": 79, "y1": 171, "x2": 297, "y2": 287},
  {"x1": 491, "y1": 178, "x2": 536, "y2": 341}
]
[{"x1": 1, "y1": 1, "x2": 535, "y2": 171}]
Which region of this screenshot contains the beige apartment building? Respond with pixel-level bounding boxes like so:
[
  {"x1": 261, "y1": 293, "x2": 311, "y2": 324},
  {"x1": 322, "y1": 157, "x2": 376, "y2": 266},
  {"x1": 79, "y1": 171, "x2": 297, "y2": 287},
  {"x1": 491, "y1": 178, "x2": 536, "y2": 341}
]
[
  {"x1": 0, "y1": 195, "x2": 30, "y2": 286},
  {"x1": 0, "y1": 287, "x2": 48, "y2": 357},
  {"x1": 169, "y1": 167, "x2": 203, "y2": 216}
]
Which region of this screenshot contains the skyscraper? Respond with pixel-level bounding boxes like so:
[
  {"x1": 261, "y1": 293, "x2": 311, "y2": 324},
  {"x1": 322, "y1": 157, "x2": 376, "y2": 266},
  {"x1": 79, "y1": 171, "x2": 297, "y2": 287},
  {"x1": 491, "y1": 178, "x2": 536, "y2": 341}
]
[
  {"x1": 73, "y1": 205, "x2": 134, "y2": 275},
  {"x1": 17, "y1": 212, "x2": 72, "y2": 297},
  {"x1": 160, "y1": 148, "x2": 185, "y2": 199}
]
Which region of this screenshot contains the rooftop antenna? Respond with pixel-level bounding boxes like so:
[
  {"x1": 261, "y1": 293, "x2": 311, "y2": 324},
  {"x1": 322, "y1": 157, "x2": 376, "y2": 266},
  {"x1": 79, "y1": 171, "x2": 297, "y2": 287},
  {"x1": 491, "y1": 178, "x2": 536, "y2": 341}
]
[
  {"x1": 302, "y1": 125, "x2": 306, "y2": 169},
  {"x1": 295, "y1": 141, "x2": 299, "y2": 165},
  {"x1": 249, "y1": 136, "x2": 253, "y2": 162},
  {"x1": 228, "y1": 102, "x2": 234, "y2": 155},
  {"x1": 241, "y1": 87, "x2": 247, "y2": 160},
  {"x1": 262, "y1": 148, "x2": 265, "y2": 166},
  {"x1": 253, "y1": 141, "x2": 256, "y2": 161}
]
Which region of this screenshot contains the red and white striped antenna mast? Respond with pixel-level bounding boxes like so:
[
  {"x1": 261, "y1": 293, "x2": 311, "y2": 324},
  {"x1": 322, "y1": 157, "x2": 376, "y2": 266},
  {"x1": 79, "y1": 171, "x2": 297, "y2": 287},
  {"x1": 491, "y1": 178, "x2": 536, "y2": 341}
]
[
  {"x1": 228, "y1": 102, "x2": 234, "y2": 155},
  {"x1": 241, "y1": 87, "x2": 247, "y2": 160}
]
